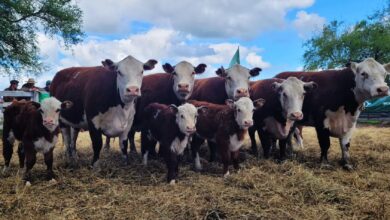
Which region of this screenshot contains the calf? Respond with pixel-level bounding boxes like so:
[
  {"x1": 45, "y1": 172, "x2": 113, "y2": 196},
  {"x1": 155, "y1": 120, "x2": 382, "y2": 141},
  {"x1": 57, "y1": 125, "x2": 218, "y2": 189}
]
[
  {"x1": 125, "y1": 61, "x2": 206, "y2": 157},
  {"x1": 189, "y1": 97, "x2": 264, "y2": 176},
  {"x1": 189, "y1": 64, "x2": 262, "y2": 161},
  {"x1": 141, "y1": 103, "x2": 201, "y2": 184},
  {"x1": 248, "y1": 77, "x2": 317, "y2": 159},
  {"x1": 275, "y1": 58, "x2": 390, "y2": 169},
  {"x1": 2, "y1": 98, "x2": 72, "y2": 185}
]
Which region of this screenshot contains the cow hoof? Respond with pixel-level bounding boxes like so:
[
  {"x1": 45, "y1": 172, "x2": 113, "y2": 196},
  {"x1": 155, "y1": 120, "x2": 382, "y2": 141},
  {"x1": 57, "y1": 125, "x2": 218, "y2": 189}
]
[
  {"x1": 142, "y1": 153, "x2": 148, "y2": 166},
  {"x1": 25, "y1": 181, "x2": 32, "y2": 187},
  {"x1": 92, "y1": 161, "x2": 101, "y2": 172},
  {"x1": 2, "y1": 166, "x2": 10, "y2": 174},
  {"x1": 223, "y1": 171, "x2": 230, "y2": 178},
  {"x1": 49, "y1": 179, "x2": 57, "y2": 184},
  {"x1": 103, "y1": 146, "x2": 110, "y2": 153},
  {"x1": 169, "y1": 180, "x2": 176, "y2": 185},
  {"x1": 343, "y1": 164, "x2": 353, "y2": 171},
  {"x1": 320, "y1": 163, "x2": 333, "y2": 169}
]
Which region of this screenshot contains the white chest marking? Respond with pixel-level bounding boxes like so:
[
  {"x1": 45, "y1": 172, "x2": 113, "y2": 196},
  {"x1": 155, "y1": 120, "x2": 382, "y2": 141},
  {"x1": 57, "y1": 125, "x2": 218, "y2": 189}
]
[
  {"x1": 34, "y1": 136, "x2": 58, "y2": 153},
  {"x1": 229, "y1": 134, "x2": 244, "y2": 152},
  {"x1": 323, "y1": 106, "x2": 360, "y2": 137},
  {"x1": 92, "y1": 104, "x2": 135, "y2": 137},
  {"x1": 7, "y1": 131, "x2": 16, "y2": 143},
  {"x1": 170, "y1": 136, "x2": 189, "y2": 155},
  {"x1": 262, "y1": 117, "x2": 293, "y2": 139}
]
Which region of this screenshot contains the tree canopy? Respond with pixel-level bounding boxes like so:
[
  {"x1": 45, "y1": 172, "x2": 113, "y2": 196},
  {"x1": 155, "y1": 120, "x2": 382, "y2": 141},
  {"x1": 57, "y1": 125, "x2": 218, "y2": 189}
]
[
  {"x1": 0, "y1": 0, "x2": 84, "y2": 76},
  {"x1": 302, "y1": 2, "x2": 390, "y2": 70}
]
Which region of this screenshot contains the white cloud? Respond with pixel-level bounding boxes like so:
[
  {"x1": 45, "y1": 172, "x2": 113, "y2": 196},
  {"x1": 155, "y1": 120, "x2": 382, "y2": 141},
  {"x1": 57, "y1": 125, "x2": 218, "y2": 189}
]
[
  {"x1": 293, "y1": 10, "x2": 326, "y2": 39},
  {"x1": 246, "y1": 52, "x2": 271, "y2": 69},
  {"x1": 77, "y1": 0, "x2": 314, "y2": 39}
]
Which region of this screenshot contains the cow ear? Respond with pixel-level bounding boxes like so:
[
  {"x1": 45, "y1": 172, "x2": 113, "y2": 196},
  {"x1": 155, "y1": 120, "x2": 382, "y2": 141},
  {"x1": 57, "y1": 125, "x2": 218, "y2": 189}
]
[
  {"x1": 271, "y1": 82, "x2": 282, "y2": 92},
  {"x1": 225, "y1": 99, "x2": 234, "y2": 108},
  {"x1": 383, "y1": 63, "x2": 390, "y2": 73},
  {"x1": 143, "y1": 59, "x2": 158, "y2": 71},
  {"x1": 162, "y1": 63, "x2": 175, "y2": 74},
  {"x1": 249, "y1": 67, "x2": 262, "y2": 77},
  {"x1": 194, "y1": 64, "x2": 207, "y2": 74},
  {"x1": 169, "y1": 104, "x2": 178, "y2": 113},
  {"x1": 216, "y1": 66, "x2": 227, "y2": 77},
  {"x1": 102, "y1": 59, "x2": 117, "y2": 72},
  {"x1": 350, "y1": 62, "x2": 358, "y2": 74},
  {"x1": 304, "y1": 81, "x2": 318, "y2": 92},
  {"x1": 253, "y1": 98, "x2": 265, "y2": 109},
  {"x1": 197, "y1": 106, "x2": 208, "y2": 114},
  {"x1": 61, "y1": 101, "x2": 73, "y2": 110}
]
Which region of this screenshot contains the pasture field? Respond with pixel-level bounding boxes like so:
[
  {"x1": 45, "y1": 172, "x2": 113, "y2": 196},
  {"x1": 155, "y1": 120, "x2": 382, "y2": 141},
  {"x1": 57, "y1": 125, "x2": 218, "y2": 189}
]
[{"x1": 0, "y1": 125, "x2": 390, "y2": 219}]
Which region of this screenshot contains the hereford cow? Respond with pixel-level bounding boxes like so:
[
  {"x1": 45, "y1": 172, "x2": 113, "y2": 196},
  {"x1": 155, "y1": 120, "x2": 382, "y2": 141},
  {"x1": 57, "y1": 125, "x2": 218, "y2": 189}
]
[
  {"x1": 275, "y1": 58, "x2": 390, "y2": 169},
  {"x1": 122, "y1": 61, "x2": 206, "y2": 156},
  {"x1": 2, "y1": 98, "x2": 72, "y2": 185},
  {"x1": 189, "y1": 97, "x2": 265, "y2": 176},
  {"x1": 50, "y1": 55, "x2": 157, "y2": 167},
  {"x1": 141, "y1": 103, "x2": 202, "y2": 184},
  {"x1": 189, "y1": 64, "x2": 262, "y2": 161},
  {"x1": 248, "y1": 77, "x2": 317, "y2": 159}
]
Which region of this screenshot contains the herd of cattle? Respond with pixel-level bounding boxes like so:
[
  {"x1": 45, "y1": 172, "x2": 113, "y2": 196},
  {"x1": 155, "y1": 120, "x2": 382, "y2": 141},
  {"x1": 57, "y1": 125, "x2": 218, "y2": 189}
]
[{"x1": 2, "y1": 55, "x2": 390, "y2": 185}]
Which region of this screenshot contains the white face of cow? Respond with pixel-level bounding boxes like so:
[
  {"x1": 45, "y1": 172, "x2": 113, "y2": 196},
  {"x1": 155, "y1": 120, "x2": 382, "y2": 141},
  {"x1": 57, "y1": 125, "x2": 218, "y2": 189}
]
[
  {"x1": 216, "y1": 64, "x2": 261, "y2": 100},
  {"x1": 102, "y1": 56, "x2": 157, "y2": 104},
  {"x1": 272, "y1": 77, "x2": 317, "y2": 121},
  {"x1": 351, "y1": 58, "x2": 390, "y2": 103},
  {"x1": 163, "y1": 61, "x2": 206, "y2": 101},
  {"x1": 39, "y1": 97, "x2": 73, "y2": 132},
  {"x1": 172, "y1": 103, "x2": 199, "y2": 135},
  {"x1": 227, "y1": 97, "x2": 265, "y2": 129}
]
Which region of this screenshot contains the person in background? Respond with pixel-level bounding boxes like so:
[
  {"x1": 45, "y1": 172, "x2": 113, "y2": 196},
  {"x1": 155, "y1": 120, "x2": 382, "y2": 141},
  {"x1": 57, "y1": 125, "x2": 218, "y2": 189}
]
[
  {"x1": 3, "y1": 80, "x2": 19, "y2": 102},
  {"x1": 44, "y1": 80, "x2": 51, "y2": 92},
  {"x1": 21, "y1": 78, "x2": 41, "y2": 92}
]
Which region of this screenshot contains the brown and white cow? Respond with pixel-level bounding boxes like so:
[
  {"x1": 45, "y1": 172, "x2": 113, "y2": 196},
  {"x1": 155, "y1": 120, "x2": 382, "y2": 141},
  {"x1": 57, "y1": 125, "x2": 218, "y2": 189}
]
[
  {"x1": 123, "y1": 61, "x2": 206, "y2": 157},
  {"x1": 189, "y1": 64, "x2": 262, "y2": 161},
  {"x1": 248, "y1": 77, "x2": 317, "y2": 159},
  {"x1": 50, "y1": 55, "x2": 157, "y2": 167},
  {"x1": 141, "y1": 103, "x2": 202, "y2": 184},
  {"x1": 275, "y1": 58, "x2": 390, "y2": 169},
  {"x1": 2, "y1": 98, "x2": 72, "y2": 185},
  {"x1": 189, "y1": 97, "x2": 265, "y2": 176}
]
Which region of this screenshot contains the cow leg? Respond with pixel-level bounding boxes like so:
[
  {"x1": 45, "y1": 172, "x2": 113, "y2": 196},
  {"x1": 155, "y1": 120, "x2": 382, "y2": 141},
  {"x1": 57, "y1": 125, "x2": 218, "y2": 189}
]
[
  {"x1": 44, "y1": 149, "x2": 56, "y2": 182},
  {"x1": 61, "y1": 126, "x2": 72, "y2": 162},
  {"x1": 191, "y1": 135, "x2": 205, "y2": 171},
  {"x1": 87, "y1": 122, "x2": 103, "y2": 168},
  {"x1": 294, "y1": 126, "x2": 304, "y2": 149},
  {"x1": 69, "y1": 127, "x2": 80, "y2": 160},
  {"x1": 23, "y1": 145, "x2": 36, "y2": 186},
  {"x1": 2, "y1": 131, "x2": 14, "y2": 172},
  {"x1": 315, "y1": 127, "x2": 331, "y2": 166},
  {"x1": 258, "y1": 130, "x2": 272, "y2": 159},
  {"x1": 231, "y1": 150, "x2": 240, "y2": 170},
  {"x1": 17, "y1": 143, "x2": 25, "y2": 168},
  {"x1": 141, "y1": 131, "x2": 157, "y2": 165},
  {"x1": 279, "y1": 139, "x2": 287, "y2": 161},
  {"x1": 248, "y1": 126, "x2": 258, "y2": 157},
  {"x1": 217, "y1": 140, "x2": 230, "y2": 177},
  {"x1": 208, "y1": 141, "x2": 218, "y2": 162},
  {"x1": 119, "y1": 127, "x2": 133, "y2": 165},
  {"x1": 103, "y1": 136, "x2": 111, "y2": 151},
  {"x1": 128, "y1": 129, "x2": 138, "y2": 154},
  {"x1": 164, "y1": 149, "x2": 179, "y2": 184},
  {"x1": 339, "y1": 129, "x2": 354, "y2": 170}
]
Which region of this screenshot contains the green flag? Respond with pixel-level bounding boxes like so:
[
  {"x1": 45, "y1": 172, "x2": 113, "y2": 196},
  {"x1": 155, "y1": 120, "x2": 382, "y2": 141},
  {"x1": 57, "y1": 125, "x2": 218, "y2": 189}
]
[{"x1": 228, "y1": 47, "x2": 240, "y2": 68}]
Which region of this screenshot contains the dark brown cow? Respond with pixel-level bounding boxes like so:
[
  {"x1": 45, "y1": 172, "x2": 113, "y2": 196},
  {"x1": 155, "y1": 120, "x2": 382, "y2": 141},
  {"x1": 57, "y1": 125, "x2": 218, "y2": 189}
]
[
  {"x1": 275, "y1": 58, "x2": 390, "y2": 169},
  {"x1": 50, "y1": 55, "x2": 157, "y2": 167},
  {"x1": 189, "y1": 97, "x2": 264, "y2": 176},
  {"x1": 248, "y1": 77, "x2": 317, "y2": 159},
  {"x1": 2, "y1": 98, "x2": 72, "y2": 185},
  {"x1": 141, "y1": 103, "x2": 202, "y2": 184},
  {"x1": 189, "y1": 64, "x2": 262, "y2": 161},
  {"x1": 123, "y1": 61, "x2": 206, "y2": 158}
]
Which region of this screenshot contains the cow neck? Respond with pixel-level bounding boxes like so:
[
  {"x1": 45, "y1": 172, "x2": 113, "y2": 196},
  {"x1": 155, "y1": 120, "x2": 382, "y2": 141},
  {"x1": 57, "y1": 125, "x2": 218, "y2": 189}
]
[{"x1": 338, "y1": 68, "x2": 361, "y2": 115}]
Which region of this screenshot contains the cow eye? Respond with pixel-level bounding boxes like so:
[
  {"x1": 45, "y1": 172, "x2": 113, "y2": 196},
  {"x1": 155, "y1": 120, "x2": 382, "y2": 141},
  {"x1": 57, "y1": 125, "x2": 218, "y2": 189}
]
[
  {"x1": 361, "y1": 72, "x2": 368, "y2": 78},
  {"x1": 117, "y1": 71, "x2": 123, "y2": 76},
  {"x1": 181, "y1": 114, "x2": 184, "y2": 118},
  {"x1": 192, "y1": 71, "x2": 195, "y2": 75},
  {"x1": 227, "y1": 76, "x2": 232, "y2": 80},
  {"x1": 237, "y1": 109, "x2": 241, "y2": 112},
  {"x1": 283, "y1": 93, "x2": 287, "y2": 98},
  {"x1": 39, "y1": 109, "x2": 43, "y2": 114},
  {"x1": 56, "y1": 109, "x2": 60, "y2": 113}
]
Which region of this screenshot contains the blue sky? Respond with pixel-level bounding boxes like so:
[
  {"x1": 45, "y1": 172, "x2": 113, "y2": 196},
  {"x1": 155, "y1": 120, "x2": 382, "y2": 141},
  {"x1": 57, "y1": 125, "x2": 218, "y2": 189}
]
[{"x1": 1, "y1": 0, "x2": 387, "y2": 89}]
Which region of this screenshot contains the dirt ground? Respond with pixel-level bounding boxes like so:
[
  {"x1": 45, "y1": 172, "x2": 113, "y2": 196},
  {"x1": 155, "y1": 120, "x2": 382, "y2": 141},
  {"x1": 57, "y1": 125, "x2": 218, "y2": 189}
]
[{"x1": 0, "y1": 125, "x2": 390, "y2": 219}]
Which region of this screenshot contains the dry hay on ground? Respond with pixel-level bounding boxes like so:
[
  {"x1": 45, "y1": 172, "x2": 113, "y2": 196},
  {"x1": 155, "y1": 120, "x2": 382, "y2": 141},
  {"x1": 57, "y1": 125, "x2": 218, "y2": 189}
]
[{"x1": 0, "y1": 125, "x2": 390, "y2": 219}]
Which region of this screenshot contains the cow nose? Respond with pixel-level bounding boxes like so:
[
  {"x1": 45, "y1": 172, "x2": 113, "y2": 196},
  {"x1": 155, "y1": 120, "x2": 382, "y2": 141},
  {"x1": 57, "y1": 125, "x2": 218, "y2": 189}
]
[
  {"x1": 290, "y1": 112, "x2": 303, "y2": 120},
  {"x1": 244, "y1": 120, "x2": 253, "y2": 126},
  {"x1": 186, "y1": 126, "x2": 196, "y2": 133},
  {"x1": 236, "y1": 88, "x2": 249, "y2": 96},
  {"x1": 377, "y1": 86, "x2": 389, "y2": 94},
  {"x1": 126, "y1": 86, "x2": 140, "y2": 95},
  {"x1": 44, "y1": 119, "x2": 54, "y2": 124},
  {"x1": 178, "y1": 84, "x2": 189, "y2": 90}
]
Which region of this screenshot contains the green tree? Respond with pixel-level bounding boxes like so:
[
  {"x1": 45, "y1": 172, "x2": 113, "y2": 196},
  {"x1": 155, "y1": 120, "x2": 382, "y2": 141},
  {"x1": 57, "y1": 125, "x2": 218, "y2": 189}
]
[
  {"x1": 303, "y1": 2, "x2": 390, "y2": 70},
  {"x1": 0, "y1": 0, "x2": 84, "y2": 76}
]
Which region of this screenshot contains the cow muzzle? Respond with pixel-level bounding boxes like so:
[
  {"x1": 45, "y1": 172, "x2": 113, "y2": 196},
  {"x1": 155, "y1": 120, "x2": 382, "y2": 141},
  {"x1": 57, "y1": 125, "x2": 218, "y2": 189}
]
[
  {"x1": 186, "y1": 126, "x2": 196, "y2": 134},
  {"x1": 234, "y1": 88, "x2": 249, "y2": 100},
  {"x1": 376, "y1": 86, "x2": 389, "y2": 97},
  {"x1": 289, "y1": 112, "x2": 303, "y2": 121},
  {"x1": 126, "y1": 86, "x2": 140, "y2": 97}
]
